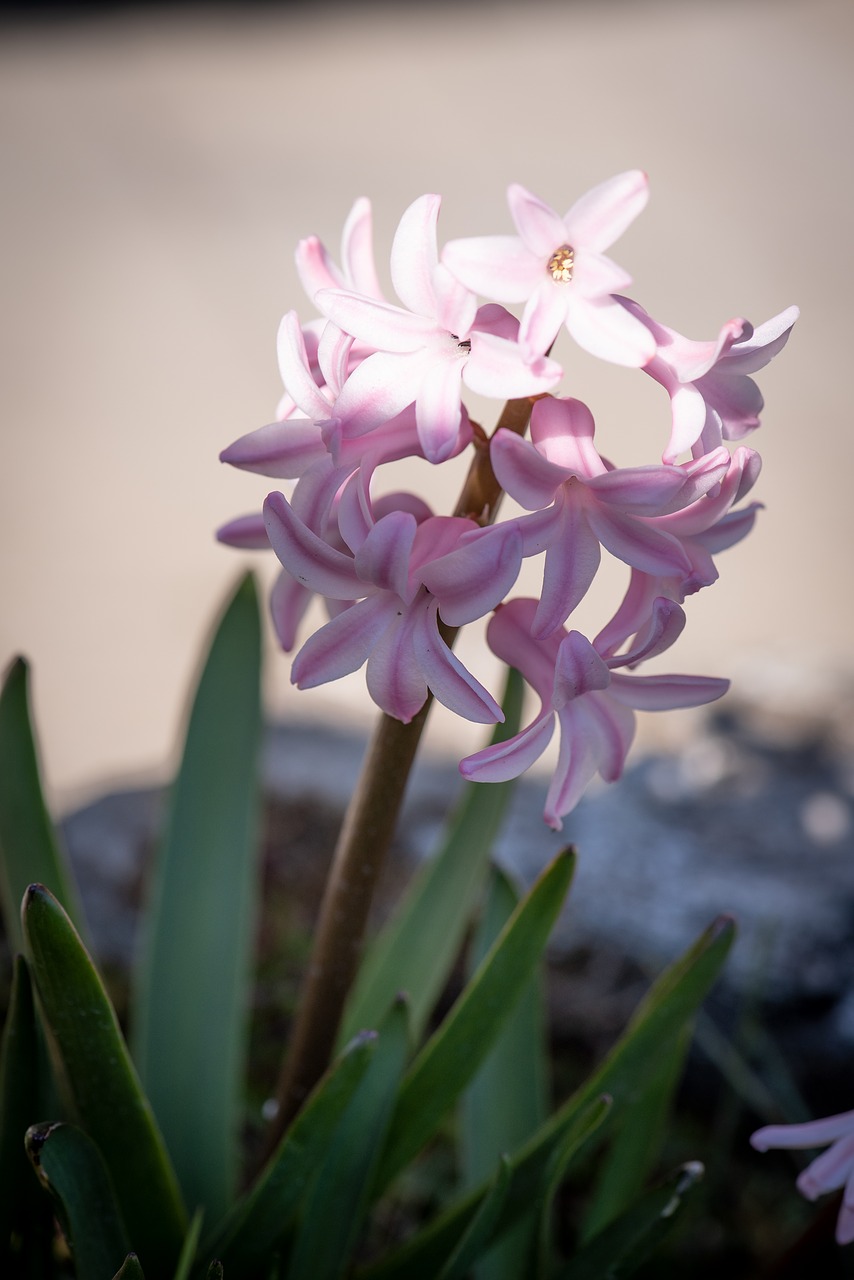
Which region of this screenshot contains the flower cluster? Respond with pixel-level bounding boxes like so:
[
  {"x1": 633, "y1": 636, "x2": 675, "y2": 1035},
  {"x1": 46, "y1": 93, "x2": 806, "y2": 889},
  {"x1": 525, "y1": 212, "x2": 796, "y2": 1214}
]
[{"x1": 219, "y1": 174, "x2": 797, "y2": 828}]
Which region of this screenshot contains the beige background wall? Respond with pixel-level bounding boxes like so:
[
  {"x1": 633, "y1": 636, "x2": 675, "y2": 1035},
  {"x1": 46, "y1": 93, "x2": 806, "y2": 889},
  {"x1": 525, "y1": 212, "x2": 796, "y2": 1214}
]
[{"x1": 2, "y1": 0, "x2": 851, "y2": 807}]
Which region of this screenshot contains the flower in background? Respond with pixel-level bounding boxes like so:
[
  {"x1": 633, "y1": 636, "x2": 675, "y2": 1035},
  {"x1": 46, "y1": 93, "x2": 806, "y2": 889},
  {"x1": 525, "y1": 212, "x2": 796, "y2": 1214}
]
[{"x1": 751, "y1": 1109, "x2": 854, "y2": 1245}]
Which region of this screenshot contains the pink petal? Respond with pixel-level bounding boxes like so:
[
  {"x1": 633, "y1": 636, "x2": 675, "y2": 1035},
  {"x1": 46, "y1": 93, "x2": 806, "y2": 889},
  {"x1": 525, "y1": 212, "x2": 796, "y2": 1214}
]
[
  {"x1": 608, "y1": 597, "x2": 686, "y2": 668},
  {"x1": 507, "y1": 183, "x2": 566, "y2": 256},
  {"x1": 276, "y1": 311, "x2": 334, "y2": 421},
  {"x1": 333, "y1": 349, "x2": 432, "y2": 438},
  {"x1": 390, "y1": 193, "x2": 440, "y2": 317},
  {"x1": 587, "y1": 505, "x2": 691, "y2": 578},
  {"x1": 533, "y1": 502, "x2": 601, "y2": 638},
  {"x1": 553, "y1": 632, "x2": 611, "y2": 705},
  {"x1": 463, "y1": 332, "x2": 562, "y2": 400},
  {"x1": 719, "y1": 304, "x2": 799, "y2": 375},
  {"x1": 544, "y1": 703, "x2": 602, "y2": 829},
  {"x1": 220, "y1": 419, "x2": 326, "y2": 478},
  {"x1": 751, "y1": 1111, "x2": 854, "y2": 1152},
  {"x1": 460, "y1": 709, "x2": 555, "y2": 783},
  {"x1": 263, "y1": 490, "x2": 362, "y2": 599},
  {"x1": 415, "y1": 352, "x2": 465, "y2": 464},
  {"x1": 354, "y1": 510, "x2": 418, "y2": 600},
  {"x1": 487, "y1": 599, "x2": 561, "y2": 704},
  {"x1": 295, "y1": 235, "x2": 344, "y2": 303},
  {"x1": 270, "y1": 569, "x2": 312, "y2": 651},
  {"x1": 531, "y1": 396, "x2": 605, "y2": 477},
  {"x1": 365, "y1": 605, "x2": 429, "y2": 723},
  {"x1": 608, "y1": 671, "x2": 729, "y2": 711},
  {"x1": 292, "y1": 594, "x2": 397, "y2": 689},
  {"x1": 796, "y1": 1133, "x2": 854, "y2": 1198},
  {"x1": 491, "y1": 429, "x2": 566, "y2": 510},
  {"x1": 420, "y1": 524, "x2": 523, "y2": 626},
  {"x1": 563, "y1": 170, "x2": 649, "y2": 253},
  {"x1": 341, "y1": 196, "x2": 384, "y2": 299},
  {"x1": 565, "y1": 296, "x2": 657, "y2": 367},
  {"x1": 316, "y1": 289, "x2": 438, "y2": 353},
  {"x1": 519, "y1": 279, "x2": 570, "y2": 357},
  {"x1": 572, "y1": 250, "x2": 633, "y2": 299},
  {"x1": 442, "y1": 234, "x2": 539, "y2": 303},
  {"x1": 216, "y1": 513, "x2": 269, "y2": 550},
  {"x1": 413, "y1": 601, "x2": 503, "y2": 723}
]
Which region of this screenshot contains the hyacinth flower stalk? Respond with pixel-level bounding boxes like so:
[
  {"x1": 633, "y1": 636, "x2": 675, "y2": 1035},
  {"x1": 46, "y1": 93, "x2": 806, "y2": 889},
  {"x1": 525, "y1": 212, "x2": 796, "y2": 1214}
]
[{"x1": 218, "y1": 171, "x2": 797, "y2": 1145}]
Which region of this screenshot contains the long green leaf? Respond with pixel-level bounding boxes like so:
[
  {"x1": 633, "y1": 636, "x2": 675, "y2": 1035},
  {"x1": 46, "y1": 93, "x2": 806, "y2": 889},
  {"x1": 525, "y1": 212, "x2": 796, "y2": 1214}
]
[
  {"x1": 22, "y1": 883, "x2": 187, "y2": 1275},
  {"x1": 340, "y1": 668, "x2": 524, "y2": 1047},
  {"x1": 287, "y1": 999, "x2": 410, "y2": 1280},
  {"x1": 25, "y1": 1121, "x2": 131, "y2": 1280},
  {"x1": 461, "y1": 867, "x2": 547, "y2": 1280},
  {"x1": 559, "y1": 1161, "x2": 705, "y2": 1279},
  {"x1": 373, "y1": 849, "x2": 575, "y2": 1194},
  {"x1": 0, "y1": 657, "x2": 87, "y2": 953},
  {"x1": 202, "y1": 1031, "x2": 378, "y2": 1275},
  {"x1": 173, "y1": 1209, "x2": 204, "y2": 1280},
  {"x1": 0, "y1": 956, "x2": 54, "y2": 1274},
  {"x1": 132, "y1": 573, "x2": 263, "y2": 1222},
  {"x1": 581, "y1": 1021, "x2": 691, "y2": 1241},
  {"x1": 436, "y1": 1157, "x2": 512, "y2": 1280},
  {"x1": 359, "y1": 1096, "x2": 609, "y2": 1280}
]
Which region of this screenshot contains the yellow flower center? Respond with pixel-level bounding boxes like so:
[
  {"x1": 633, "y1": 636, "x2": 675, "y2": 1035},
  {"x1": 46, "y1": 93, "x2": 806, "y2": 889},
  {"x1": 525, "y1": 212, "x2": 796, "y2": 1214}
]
[{"x1": 548, "y1": 244, "x2": 575, "y2": 283}]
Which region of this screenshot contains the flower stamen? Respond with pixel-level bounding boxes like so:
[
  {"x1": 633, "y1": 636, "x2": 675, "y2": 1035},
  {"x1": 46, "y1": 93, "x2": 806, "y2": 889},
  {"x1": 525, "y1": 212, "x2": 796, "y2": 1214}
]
[{"x1": 548, "y1": 245, "x2": 575, "y2": 283}]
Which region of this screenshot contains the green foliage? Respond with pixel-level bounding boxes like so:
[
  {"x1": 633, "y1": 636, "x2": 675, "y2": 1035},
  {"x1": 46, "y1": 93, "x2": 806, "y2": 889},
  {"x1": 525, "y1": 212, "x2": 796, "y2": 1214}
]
[
  {"x1": 132, "y1": 572, "x2": 263, "y2": 1224},
  {"x1": 0, "y1": 657, "x2": 87, "y2": 955},
  {"x1": 25, "y1": 1121, "x2": 131, "y2": 1280},
  {"x1": 0, "y1": 578, "x2": 734, "y2": 1278}
]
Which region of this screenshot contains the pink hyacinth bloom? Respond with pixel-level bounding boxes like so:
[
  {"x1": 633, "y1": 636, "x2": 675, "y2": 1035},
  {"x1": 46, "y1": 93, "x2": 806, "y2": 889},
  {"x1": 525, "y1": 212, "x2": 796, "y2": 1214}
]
[
  {"x1": 460, "y1": 597, "x2": 728, "y2": 829},
  {"x1": 262, "y1": 482, "x2": 524, "y2": 724},
  {"x1": 316, "y1": 193, "x2": 562, "y2": 463},
  {"x1": 442, "y1": 173, "x2": 656, "y2": 367},
  {"x1": 620, "y1": 298, "x2": 799, "y2": 462},
  {"x1": 593, "y1": 445, "x2": 762, "y2": 658},
  {"x1": 491, "y1": 395, "x2": 730, "y2": 637},
  {"x1": 751, "y1": 1109, "x2": 854, "y2": 1245}
]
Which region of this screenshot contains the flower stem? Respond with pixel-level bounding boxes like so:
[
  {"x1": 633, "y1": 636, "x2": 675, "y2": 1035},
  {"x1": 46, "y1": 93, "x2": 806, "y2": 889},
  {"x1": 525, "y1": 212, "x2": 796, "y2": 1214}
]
[{"x1": 263, "y1": 392, "x2": 539, "y2": 1152}]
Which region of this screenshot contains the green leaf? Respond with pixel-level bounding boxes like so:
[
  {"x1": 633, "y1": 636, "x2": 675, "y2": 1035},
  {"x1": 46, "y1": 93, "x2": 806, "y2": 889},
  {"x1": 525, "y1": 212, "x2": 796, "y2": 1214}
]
[
  {"x1": 0, "y1": 656, "x2": 87, "y2": 954},
  {"x1": 340, "y1": 667, "x2": 524, "y2": 1046},
  {"x1": 287, "y1": 999, "x2": 411, "y2": 1280},
  {"x1": 362, "y1": 913, "x2": 732, "y2": 1280},
  {"x1": 373, "y1": 849, "x2": 574, "y2": 1194},
  {"x1": 582, "y1": 1022, "x2": 691, "y2": 1241},
  {"x1": 113, "y1": 1257, "x2": 146, "y2": 1280},
  {"x1": 435, "y1": 1156, "x2": 512, "y2": 1280},
  {"x1": 22, "y1": 883, "x2": 187, "y2": 1275},
  {"x1": 173, "y1": 1209, "x2": 204, "y2": 1280},
  {"x1": 0, "y1": 956, "x2": 54, "y2": 1273},
  {"x1": 460, "y1": 868, "x2": 547, "y2": 1280},
  {"x1": 25, "y1": 1121, "x2": 131, "y2": 1280},
  {"x1": 558, "y1": 1161, "x2": 705, "y2": 1279},
  {"x1": 566, "y1": 917, "x2": 733, "y2": 1195},
  {"x1": 358, "y1": 1096, "x2": 609, "y2": 1280},
  {"x1": 203, "y1": 1030, "x2": 378, "y2": 1276},
  {"x1": 132, "y1": 573, "x2": 263, "y2": 1222}
]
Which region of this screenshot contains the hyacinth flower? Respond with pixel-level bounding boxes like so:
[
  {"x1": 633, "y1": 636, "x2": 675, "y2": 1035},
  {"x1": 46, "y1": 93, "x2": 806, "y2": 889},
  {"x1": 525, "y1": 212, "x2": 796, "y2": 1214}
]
[
  {"x1": 315, "y1": 193, "x2": 562, "y2": 462},
  {"x1": 442, "y1": 172, "x2": 657, "y2": 366},
  {"x1": 751, "y1": 1110, "x2": 854, "y2": 1245},
  {"x1": 262, "y1": 478, "x2": 524, "y2": 724},
  {"x1": 490, "y1": 394, "x2": 731, "y2": 638},
  {"x1": 619, "y1": 297, "x2": 800, "y2": 462},
  {"x1": 593, "y1": 445, "x2": 763, "y2": 657},
  {"x1": 460, "y1": 596, "x2": 728, "y2": 829},
  {"x1": 213, "y1": 177, "x2": 797, "y2": 1128}
]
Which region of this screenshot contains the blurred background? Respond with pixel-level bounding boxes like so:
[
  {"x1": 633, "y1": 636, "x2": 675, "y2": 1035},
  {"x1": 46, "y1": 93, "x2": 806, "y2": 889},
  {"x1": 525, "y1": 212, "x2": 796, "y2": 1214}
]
[{"x1": 1, "y1": 0, "x2": 852, "y2": 810}]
